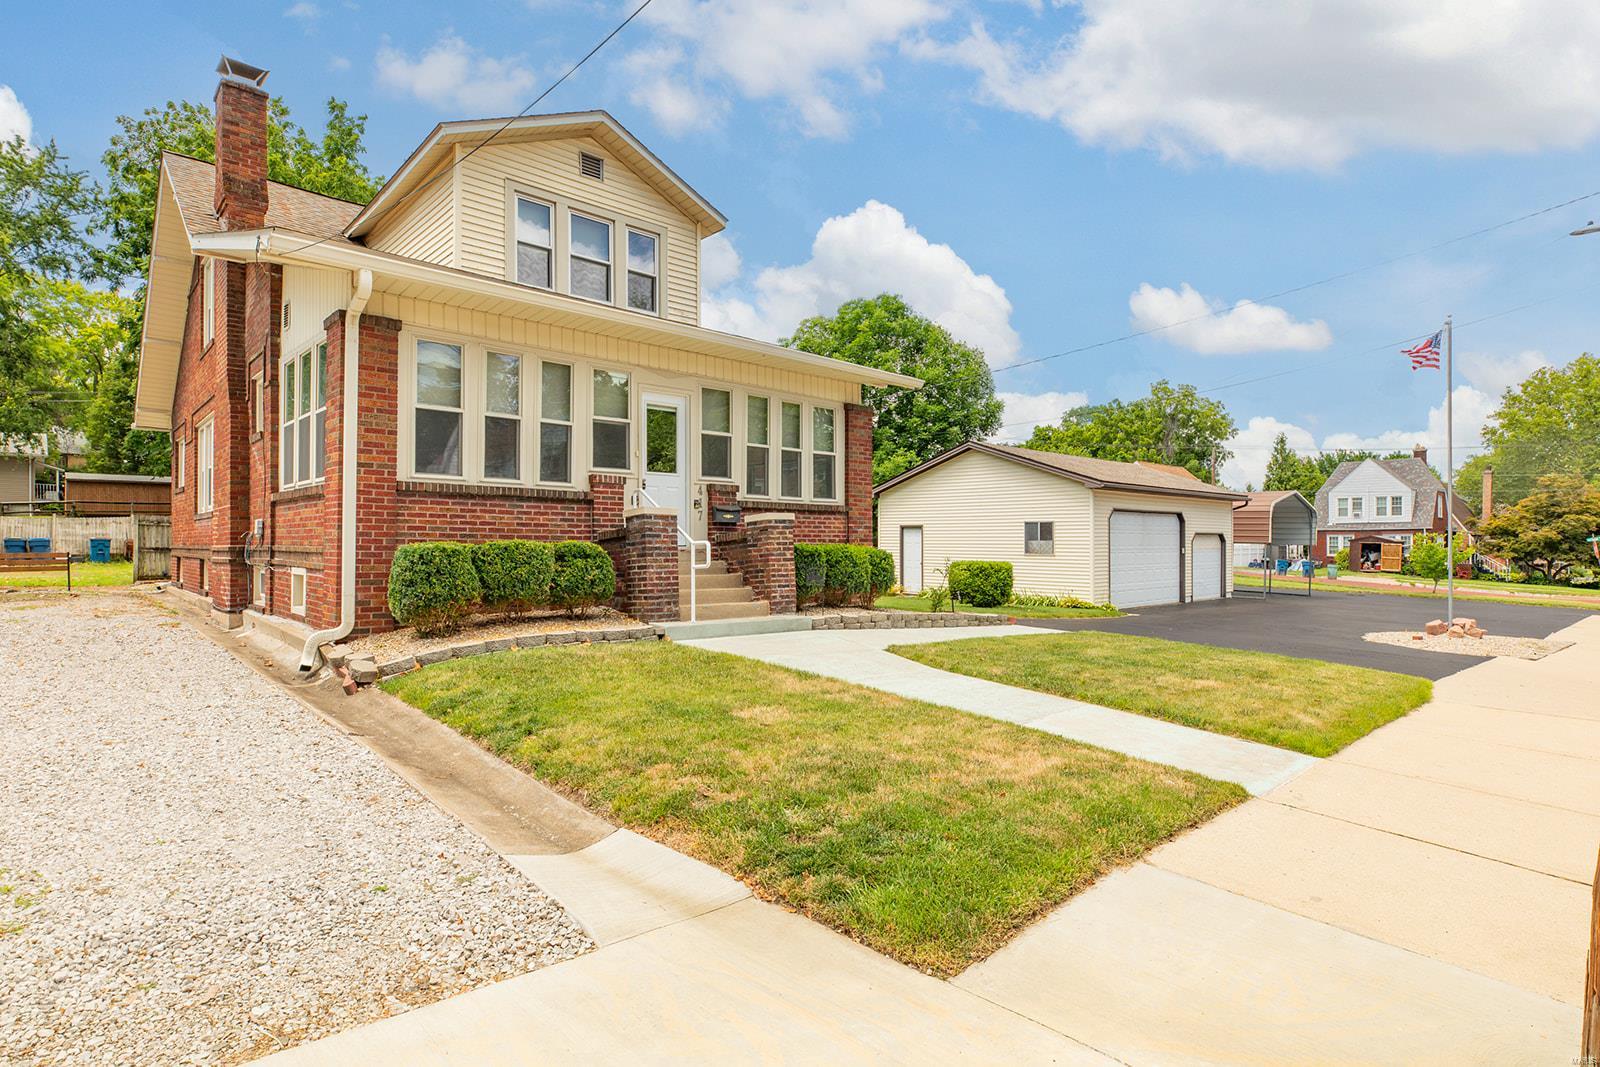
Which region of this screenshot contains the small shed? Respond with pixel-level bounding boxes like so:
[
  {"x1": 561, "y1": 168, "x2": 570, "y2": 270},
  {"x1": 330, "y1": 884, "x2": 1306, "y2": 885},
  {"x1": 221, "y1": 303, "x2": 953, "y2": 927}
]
[
  {"x1": 1231, "y1": 490, "x2": 1318, "y2": 596},
  {"x1": 1349, "y1": 533, "x2": 1404, "y2": 573},
  {"x1": 63, "y1": 472, "x2": 171, "y2": 516}
]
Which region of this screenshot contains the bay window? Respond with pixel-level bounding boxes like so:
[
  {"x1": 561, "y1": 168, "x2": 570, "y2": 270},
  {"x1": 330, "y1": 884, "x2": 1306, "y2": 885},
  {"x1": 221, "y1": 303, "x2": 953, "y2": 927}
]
[
  {"x1": 701, "y1": 388, "x2": 731, "y2": 480},
  {"x1": 413, "y1": 340, "x2": 464, "y2": 478},
  {"x1": 280, "y1": 344, "x2": 326, "y2": 489},
  {"x1": 780, "y1": 402, "x2": 802, "y2": 498},
  {"x1": 484, "y1": 352, "x2": 522, "y2": 481},
  {"x1": 569, "y1": 213, "x2": 612, "y2": 302},
  {"x1": 627, "y1": 229, "x2": 658, "y2": 313},
  {"x1": 591, "y1": 368, "x2": 631, "y2": 470},
  {"x1": 515, "y1": 197, "x2": 553, "y2": 289},
  {"x1": 540, "y1": 361, "x2": 572, "y2": 483},
  {"x1": 745, "y1": 395, "x2": 770, "y2": 496},
  {"x1": 811, "y1": 407, "x2": 836, "y2": 499}
]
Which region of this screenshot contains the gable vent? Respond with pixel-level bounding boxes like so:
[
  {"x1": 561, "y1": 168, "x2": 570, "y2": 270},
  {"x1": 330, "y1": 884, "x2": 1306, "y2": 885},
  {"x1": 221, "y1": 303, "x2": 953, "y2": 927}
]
[
  {"x1": 579, "y1": 152, "x2": 605, "y2": 181},
  {"x1": 281, "y1": 301, "x2": 291, "y2": 331}
]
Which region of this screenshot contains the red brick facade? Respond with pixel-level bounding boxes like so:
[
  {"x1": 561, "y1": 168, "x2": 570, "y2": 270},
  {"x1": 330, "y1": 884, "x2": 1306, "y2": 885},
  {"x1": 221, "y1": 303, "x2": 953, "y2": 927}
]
[{"x1": 598, "y1": 509, "x2": 681, "y2": 623}]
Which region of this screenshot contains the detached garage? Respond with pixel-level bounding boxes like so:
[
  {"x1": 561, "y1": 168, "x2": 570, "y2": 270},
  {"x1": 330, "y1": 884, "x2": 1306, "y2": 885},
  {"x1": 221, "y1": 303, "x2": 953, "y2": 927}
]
[{"x1": 875, "y1": 442, "x2": 1244, "y2": 608}]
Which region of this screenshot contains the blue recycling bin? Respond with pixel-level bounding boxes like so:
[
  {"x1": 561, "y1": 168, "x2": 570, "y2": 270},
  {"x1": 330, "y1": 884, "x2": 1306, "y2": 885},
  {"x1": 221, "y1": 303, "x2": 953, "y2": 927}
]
[
  {"x1": 1275, "y1": 559, "x2": 1290, "y2": 575},
  {"x1": 27, "y1": 538, "x2": 50, "y2": 553},
  {"x1": 3, "y1": 538, "x2": 25, "y2": 554},
  {"x1": 1300, "y1": 560, "x2": 1314, "y2": 577},
  {"x1": 88, "y1": 538, "x2": 111, "y2": 563}
]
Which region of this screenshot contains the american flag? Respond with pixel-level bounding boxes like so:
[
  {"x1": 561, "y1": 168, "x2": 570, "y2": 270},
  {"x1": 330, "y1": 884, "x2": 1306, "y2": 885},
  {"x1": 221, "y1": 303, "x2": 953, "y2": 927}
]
[{"x1": 1401, "y1": 331, "x2": 1442, "y2": 369}]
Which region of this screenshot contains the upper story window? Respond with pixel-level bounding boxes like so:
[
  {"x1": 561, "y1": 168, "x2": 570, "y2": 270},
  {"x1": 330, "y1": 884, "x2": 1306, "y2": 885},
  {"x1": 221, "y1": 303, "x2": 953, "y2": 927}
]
[
  {"x1": 570, "y1": 213, "x2": 612, "y2": 303},
  {"x1": 1350, "y1": 496, "x2": 1364, "y2": 519},
  {"x1": 281, "y1": 344, "x2": 327, "y2": 489},
  {"x1": 1390, "y1": 494, "x2": 1405, "y2": 517},
  {"x1": 1375, "y1": 495, "x2": 1388, "y2": 518},
  {"x1": 627, "y1": 230, "x2": 658, "y2": 314},
  {"x1": 515, "y1": 197, "x2": 553, "y2": 289},
  {"x1": 202, "y1": 260, "x2": 216, "y2": 348}
]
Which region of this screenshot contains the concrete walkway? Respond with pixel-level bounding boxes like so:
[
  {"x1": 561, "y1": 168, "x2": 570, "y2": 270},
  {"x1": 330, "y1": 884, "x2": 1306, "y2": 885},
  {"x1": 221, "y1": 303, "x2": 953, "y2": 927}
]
[
  {"x1": 955, "y1": 615, "x2": 1598, "y2": 1064},
  {"x1": 685, "y1": 624, "x2": 1314, "y2": 794}
]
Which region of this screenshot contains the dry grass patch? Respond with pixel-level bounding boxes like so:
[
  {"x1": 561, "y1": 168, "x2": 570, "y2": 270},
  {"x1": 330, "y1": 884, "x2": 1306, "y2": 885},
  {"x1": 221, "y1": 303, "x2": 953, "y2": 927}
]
[
  {"x1": 384, "y1": 642, "x2": 1243, "y2": 975},
  {"x1": 892, "y1": 632, "x2": 1433, "y2": 757}
]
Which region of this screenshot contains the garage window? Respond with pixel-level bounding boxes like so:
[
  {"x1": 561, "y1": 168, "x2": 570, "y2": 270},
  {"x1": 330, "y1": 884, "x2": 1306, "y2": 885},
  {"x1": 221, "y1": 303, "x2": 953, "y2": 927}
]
[{"x1": 1024, "y1": 521, "x2": 1054, "y2": 555}]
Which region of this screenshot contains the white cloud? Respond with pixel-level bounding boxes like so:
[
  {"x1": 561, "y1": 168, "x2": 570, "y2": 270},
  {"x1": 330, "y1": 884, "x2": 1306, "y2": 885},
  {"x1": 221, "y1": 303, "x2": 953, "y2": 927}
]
[
  {"x1": 1220, "y1": 416, "x2": 1318, "y2": 489},
  {"x1": 993, "y1": 390, "x2": 1088, "y2": 443},
  {"x1": 701, "y1": 200, "x2": 1022, "y2": 365},
  {"x1": 916, "y1": 1, "x2": 1600, "y2": 168},
  {"x1": 328, "y1": 55, "x2": 352, "y2": 72},
  {"x1": 699, "y1": 233, "x2": 742, "y2": 291},
  {"x1": 375, "y1": 35, "x2": 537, "y2": 113},
  {"x1": 1458, "y1": 348, "x2": 1550, "y2": 402},
  {"x1": 1322, "y1": 385, "x2": 1496, "y2": 467},
  {"x1": 624, "y1": 0, "x2": 943, "y2": 138},
  {"x1": 1128, "y1": 283, "x2": 1332, "y2": 355},
  {"x1": 0, "y1": 85, "x2": 33, "y2": 146},
  {"x1": 285, "y1": 2, "x2": 321, "y2": 24}
]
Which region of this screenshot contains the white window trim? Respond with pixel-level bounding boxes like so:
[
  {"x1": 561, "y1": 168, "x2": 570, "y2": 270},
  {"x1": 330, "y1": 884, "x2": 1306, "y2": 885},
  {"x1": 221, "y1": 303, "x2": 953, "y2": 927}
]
[
  {"x1": 700, "y1": 387, "x2": 735, "y2": 483},
  {"x1": 589, "y1": 366, "x2": 633, "y2": 474},
  {"x1": 743, "y1": 394, "x2": 771, "y2": 498},
  {"x1": 1025, "y1": 521, "x2": 1055, "y2": 556},
  {"x1": 1375, "y1": 495, "x2": 1388, "y2": 518},
  {"x1": 279, "y1": 345, "x2": 327, "y2": 490},
  {"x1": 811, "y1": 406, "x2": 839, "y2": 502},
  {"x1": 195, "y1": 416, "x2": 215, "y2": 515},
  {"x1": 538, "y1": 358, "x2": 575, "y2": 486},
  {"x1": 625, "y1": 226, "x2": 662, "y2": 317},
  {"x1": 202, "y1": 260, "x2": 215, "y2": 348},
  {"x1": 502, "y1": 181, "x2": 670, "y2": 318},
  {"x1": 568, "y1": 210, "x2": 614, "y2": 305},
  {"x1": 252, "y1": 565, "x2": 266, "y2": 607},
  {"x1": 250, "y1": 371, "x2": 264, "y2": 436},
  {"x1": 512, "y1": 194, "x2": 555, "y2": 291},
  {"x1": 175, "y1": 428, "x2": 186, "y2": 492},
  {"x1": 481, "y1": 350, "x2": 528, "y2": 484},
  {"x1": 740, "y1": 394, "x2": 843, "y2": 507},
  {"x1": 289, "y1": 568, "x2": 307, "y2": 616}
]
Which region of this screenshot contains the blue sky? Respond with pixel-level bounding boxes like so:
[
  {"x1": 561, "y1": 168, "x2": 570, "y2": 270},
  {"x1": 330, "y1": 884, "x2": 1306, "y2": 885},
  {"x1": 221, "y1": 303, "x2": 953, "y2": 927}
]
[{"x1": 6, "y1": 0, "x2": 1599, "y2": 486}]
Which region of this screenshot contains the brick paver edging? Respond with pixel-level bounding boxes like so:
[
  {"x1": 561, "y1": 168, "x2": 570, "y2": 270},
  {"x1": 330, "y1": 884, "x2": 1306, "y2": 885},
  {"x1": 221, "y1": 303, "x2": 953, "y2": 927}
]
[
  {"x1": 372, "y1": 625, "x2": 665, "y2": 680},
  {"x1": 809, "y1": 611, "x2": 1012, "y2": 631}
]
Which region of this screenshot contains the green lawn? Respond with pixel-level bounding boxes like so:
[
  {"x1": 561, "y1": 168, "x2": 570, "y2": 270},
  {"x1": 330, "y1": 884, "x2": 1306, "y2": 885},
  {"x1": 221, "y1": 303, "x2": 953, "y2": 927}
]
[
  {"x1": 0, "y1": 560, "x2": 133, "y2": 588},
  {"x1": 1233, "y1": 568, "x2": 1599, "y2": 610},
  {"x1": 873, "y1": 594, "x2": 1121, "y2": 619},
  {"x1": 890, "y1": 632, "x2": 1432, "y2": 758},
  {"x1": 385, "y1": 642, "x2": 1243, "y2": 975}
]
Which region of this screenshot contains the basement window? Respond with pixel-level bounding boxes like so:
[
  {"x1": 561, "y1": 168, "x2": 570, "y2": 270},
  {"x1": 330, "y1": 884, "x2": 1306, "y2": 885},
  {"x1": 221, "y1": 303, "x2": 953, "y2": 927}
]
[{"x1": 290, "y1": 568, "x2": 307, "y2": 615}]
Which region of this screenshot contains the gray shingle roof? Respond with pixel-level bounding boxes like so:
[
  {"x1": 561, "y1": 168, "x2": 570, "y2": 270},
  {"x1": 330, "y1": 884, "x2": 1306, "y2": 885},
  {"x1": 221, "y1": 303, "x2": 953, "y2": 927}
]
[{"x1": 1314, "y1": 456, "x2": 1445, "y2": 530}]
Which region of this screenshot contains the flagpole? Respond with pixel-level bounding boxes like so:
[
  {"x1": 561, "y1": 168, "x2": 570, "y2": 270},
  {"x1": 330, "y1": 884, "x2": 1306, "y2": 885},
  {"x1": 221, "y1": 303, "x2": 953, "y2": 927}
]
[{"x1": 1444, "y1": 314, "x2": 1455, "y2": 623}]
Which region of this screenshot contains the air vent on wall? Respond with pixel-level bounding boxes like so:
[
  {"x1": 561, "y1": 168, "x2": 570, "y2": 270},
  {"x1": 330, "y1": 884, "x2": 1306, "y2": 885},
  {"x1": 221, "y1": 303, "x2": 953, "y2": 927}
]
[
  {"x1": 579, "y1": 152, "x2": 604, "y2": 181},
  {"x1": 281, "y1": 302, "x2": 291, "y2": 331}
]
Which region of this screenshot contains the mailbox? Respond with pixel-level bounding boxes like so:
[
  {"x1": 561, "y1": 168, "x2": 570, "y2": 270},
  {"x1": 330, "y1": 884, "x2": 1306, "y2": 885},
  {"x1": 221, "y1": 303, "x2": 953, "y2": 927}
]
[{"x1": 711, "y1": 503, "x2": 741, "y2": 524}]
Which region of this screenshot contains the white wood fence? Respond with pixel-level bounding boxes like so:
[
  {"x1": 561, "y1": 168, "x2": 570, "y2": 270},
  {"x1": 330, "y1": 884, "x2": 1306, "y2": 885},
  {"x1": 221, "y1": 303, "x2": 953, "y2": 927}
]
[{"x1": 0, "y1": 515, "x2": 137, "y2": 558}]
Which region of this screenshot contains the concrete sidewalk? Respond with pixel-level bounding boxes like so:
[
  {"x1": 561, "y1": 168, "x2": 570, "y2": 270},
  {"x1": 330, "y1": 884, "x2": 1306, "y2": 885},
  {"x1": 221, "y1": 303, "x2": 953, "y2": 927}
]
[
  {"x1": 956, "y1": 616, "x2": 1598, "y2": 1063},
  {"x1": 684, "y1": 624, "x2": 1314, "y2": 794}
]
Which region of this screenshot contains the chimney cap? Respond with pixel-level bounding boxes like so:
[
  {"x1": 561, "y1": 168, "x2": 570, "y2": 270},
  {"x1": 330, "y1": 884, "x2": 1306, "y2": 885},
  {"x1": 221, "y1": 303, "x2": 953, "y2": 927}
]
[{"x1": 216, "y1": 56, "x2": 270, "y2": 87}]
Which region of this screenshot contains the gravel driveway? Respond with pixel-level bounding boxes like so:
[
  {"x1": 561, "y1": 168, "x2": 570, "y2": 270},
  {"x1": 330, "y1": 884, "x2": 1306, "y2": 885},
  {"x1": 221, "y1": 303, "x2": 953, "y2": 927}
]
[{"x1": 0, "y1": 593, "x2": 591, "y2": 1065}]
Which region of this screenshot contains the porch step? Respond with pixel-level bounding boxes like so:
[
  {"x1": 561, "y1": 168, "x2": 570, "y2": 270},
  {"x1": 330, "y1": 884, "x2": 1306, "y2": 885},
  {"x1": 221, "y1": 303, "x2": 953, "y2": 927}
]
[
  {"x1": 689, "y1": 584, "x2": 756, "y2": 606},
  {"x1": 686, "y1": 570, "x2": 746, "y2": 591},
  {"x1": 659, "y1": 615, "x2": 813, "y2": 642},
  {"x1": 693, "y1": 600, "x2": 771, "y2": 621}
]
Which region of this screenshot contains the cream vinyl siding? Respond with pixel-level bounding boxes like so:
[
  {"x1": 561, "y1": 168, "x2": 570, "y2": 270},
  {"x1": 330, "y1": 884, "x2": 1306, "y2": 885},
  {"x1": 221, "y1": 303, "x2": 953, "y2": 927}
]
[
  {"x1": 1090, "y1": 488, "x2": 1236, "y2": 604},
  {"x1": 454, "y1": 138, "x2": 700, "y2": 325},
  {"x1": 0, "y1": 457, "x2": 33, "y2": 501},
  {"x1": 876, "y1": 450, "x2": 1096, "y2": 599},
  {"x1": 280, "y1": 266, "x2": 353, "y2": 358},
  {"x1": 368, "y1": 290, "x2": 859, "y2": 406},
  {"x1": 365, "y1": 160, "x2": 456, "y2": 265}
]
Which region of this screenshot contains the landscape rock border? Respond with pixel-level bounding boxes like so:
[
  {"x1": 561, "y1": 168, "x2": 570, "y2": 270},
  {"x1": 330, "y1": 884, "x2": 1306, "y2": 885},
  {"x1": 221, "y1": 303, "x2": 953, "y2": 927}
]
[
  {"x1": 328, "y1": 625, "x2": 666, "y2": 685},
  {"x1": 809, "y1": 611, "x2": 1011, "y2": 631}
]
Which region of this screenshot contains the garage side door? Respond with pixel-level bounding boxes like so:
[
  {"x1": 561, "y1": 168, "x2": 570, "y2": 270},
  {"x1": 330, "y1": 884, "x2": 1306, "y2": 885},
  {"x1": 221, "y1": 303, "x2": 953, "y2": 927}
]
[
  {"x1": 1109, "y1": 512, "x2": 1181, "y2": 608},
  {"x1": 1192, "y1": 533, "x2": 1223, "y2": 600}
]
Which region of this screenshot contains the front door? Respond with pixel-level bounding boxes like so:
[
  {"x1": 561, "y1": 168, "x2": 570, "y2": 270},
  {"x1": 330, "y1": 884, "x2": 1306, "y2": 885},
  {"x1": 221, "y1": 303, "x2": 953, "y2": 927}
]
[{"x1": 642, "y1": 393, "x2": 688, "y2": 544}]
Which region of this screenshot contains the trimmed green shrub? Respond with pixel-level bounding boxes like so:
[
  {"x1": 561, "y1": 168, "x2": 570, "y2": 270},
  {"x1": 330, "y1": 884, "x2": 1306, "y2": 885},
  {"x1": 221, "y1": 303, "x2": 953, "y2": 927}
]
[
  {"x1": 472, "y1": 540, "x2": 554, "y2": 617},
  {"x1": 388, "y1": 542, "x2": 482, "y2": 636},
  {"x1": 864, "y1": 546, "x2": 894, "y2": 597},
  {"x1": 550, "y1": 540, "x2": 617, "y2": 616},
  {"x1": 948, "y1": 560, "x2": 1013, "y2": 608},
  {"x1": 818, "y1": 543, "x2": 869, "y2": 606},
  {"x1": 795, "y1": 543, "x2": 826, "y2": 606}
]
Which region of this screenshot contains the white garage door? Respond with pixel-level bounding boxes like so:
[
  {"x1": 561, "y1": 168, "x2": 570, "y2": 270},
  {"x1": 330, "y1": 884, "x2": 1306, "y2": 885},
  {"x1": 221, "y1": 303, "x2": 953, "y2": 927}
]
[
  {"x1": 1109, "y1": 512, "x2": 1182, "y2": 608},
  {"x1": 1192, "y1": 534, "x2": 1223, "y2": 601}
]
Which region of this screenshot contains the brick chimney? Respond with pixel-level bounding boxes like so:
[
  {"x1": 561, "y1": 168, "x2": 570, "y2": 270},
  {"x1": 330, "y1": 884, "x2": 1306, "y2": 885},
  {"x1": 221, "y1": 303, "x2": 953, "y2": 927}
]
[
  {"x1": 1482, "y1": 465, "x2": 1494, "y2": 521},
  {"x1": 213, "y1": 56, "x2": 270, "y2": 230},
  {"x1": 1412, "y1": 444, "x2": 1428, "y2": 465}
]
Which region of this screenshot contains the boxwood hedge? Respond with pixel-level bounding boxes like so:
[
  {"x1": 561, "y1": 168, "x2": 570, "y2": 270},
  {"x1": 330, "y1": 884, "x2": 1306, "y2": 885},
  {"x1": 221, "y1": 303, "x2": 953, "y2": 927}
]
[
  {"x1": 387, "y1": 542, "x2": 482, "y2": 636},
  {"x1": 948, "y1": 560, "x2": 1013, "y2": 607},
  {"x1": 795, "y1": 542, "x2": 895, "y2": 607},
  {"x1": 472, "y1": 539, "x2": 554, "y2": 617},
  {"x1": 550, "y1": 540, "x2": 617, "y2": 615}
]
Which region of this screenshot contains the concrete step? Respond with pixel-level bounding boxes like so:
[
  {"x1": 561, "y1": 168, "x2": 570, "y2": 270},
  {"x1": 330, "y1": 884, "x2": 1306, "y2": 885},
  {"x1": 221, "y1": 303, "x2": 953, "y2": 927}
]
[
  {"x1": 678, "y1": 560, "x2": 731, "y2": 576},
  {"x1": 684, "y1": 571, "x2": 745, "y2": 591},
  {"x1": 689, "y1": 585, "x2": 755, "y2": 606},
  {"x1": 692, "y1": 600, "x2": 771, "y2": 621},
  {"x1": 660, "y1": 615, "x2": 813, "y2": 641}
]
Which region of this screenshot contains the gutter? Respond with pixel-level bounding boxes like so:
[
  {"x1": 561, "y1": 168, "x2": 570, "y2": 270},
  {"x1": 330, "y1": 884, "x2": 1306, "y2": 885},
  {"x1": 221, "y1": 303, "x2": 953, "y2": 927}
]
[{"x1": 299, "y1": 267, "x2": 373, "y2": 671}]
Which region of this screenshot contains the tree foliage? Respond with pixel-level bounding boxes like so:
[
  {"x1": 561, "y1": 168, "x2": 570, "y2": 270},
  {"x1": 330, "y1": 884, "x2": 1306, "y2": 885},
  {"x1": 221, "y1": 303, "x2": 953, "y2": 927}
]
[
  {"x1": 1468, "y1": 355, "x2": 1600, "y2": 509},
  {"x1": 783, "y1": 294, "x2": 1003, "y2": 483},
  {"x1": 1024, "y1": 380, "x2": 1235, "y2": 482},
  {"x1": 1478, "y1": 474, "x2": 1600, "y2": 582},
  {"x1": 1259, "y1": 435, "x2": 1404, "y2": 499},
  {"x1": 1407, "y1": 532, "x2": 1471, "y2": 591}
]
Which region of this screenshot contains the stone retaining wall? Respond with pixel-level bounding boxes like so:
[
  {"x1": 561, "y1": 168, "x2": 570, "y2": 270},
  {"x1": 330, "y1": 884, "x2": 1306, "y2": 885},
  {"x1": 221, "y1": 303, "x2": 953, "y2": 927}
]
[{"x1": 808, "y1": 611, "x2": 1011, "y2": 630}]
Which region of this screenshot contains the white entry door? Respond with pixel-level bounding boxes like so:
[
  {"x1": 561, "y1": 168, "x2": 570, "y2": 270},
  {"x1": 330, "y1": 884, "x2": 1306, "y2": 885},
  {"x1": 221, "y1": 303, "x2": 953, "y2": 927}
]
[
  {"x1": 642, "y1": 393, "x2": 688, "y2": 544},
  {"x1": 1192, "y1": 533, "x2": 1223, "y2": 600},
  {"x1": 1109, "y1": 511, "x2": 1182, "y2": 608},
  {"x1": 900, "y1": 526, "x2": 924, "y2": 593}
]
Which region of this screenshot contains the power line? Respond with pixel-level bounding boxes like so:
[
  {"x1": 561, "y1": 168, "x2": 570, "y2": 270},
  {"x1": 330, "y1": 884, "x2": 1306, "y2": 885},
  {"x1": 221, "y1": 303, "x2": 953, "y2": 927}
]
[
  {"x1": 992, "y1": 186, "x2": 1600, "y2": 376},
  {"x1": 272, "y1": 0, "x2": 657, "y2": 261}
]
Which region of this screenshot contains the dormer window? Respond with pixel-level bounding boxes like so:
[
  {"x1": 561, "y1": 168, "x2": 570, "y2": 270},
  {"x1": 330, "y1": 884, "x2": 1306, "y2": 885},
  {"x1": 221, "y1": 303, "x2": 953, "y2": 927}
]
[
  {"x1": 569, "y1": 212, "x2": 612, "y2": 303},
  {"x1": 627, "y1": 229, "x2": 658, "y2": 314},
  {"x1": 515, "y1": 197, "x2": 553, "y2": 289}
]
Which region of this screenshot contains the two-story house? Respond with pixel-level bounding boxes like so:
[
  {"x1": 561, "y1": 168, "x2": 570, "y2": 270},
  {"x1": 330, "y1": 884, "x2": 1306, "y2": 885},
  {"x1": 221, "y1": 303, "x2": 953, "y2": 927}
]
[
  {"x1": 133, "y1": 58, "x2": 915, "y2": 664},
  {"x1": 1312, "y1": 447, "x2": 1471, "y2": 567}
]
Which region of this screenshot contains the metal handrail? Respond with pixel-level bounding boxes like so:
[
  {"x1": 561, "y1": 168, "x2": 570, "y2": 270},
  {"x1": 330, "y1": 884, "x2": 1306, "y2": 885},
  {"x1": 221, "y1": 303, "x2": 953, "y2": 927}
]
[{"x1": 632, "y1": 485, "x2": 711, "y2": 622}]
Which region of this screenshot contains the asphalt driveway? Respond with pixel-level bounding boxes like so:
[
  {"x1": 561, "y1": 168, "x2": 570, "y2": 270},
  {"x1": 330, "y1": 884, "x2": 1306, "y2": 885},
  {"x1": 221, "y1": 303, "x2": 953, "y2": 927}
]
[{"x1": 1019, "y1": 590, "x2": 1591, "y2": 678}]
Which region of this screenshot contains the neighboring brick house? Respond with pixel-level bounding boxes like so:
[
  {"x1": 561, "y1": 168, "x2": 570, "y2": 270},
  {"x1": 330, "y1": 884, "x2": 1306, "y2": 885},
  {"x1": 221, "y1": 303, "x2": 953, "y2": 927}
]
[
  {"x1": 134, "y1": 58, "x2": 915, "y2": 660},
  {"x1": 1311, "y1": 446, "x2": 1473, "y2": 565}
]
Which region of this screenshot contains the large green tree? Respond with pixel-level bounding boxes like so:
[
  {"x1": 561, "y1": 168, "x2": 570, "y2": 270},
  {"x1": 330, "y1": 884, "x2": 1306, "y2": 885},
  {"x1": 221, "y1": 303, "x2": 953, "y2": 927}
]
[
  {"x1": 783, "y1": 294, "x2": 1003, "y2": 483},
  {"x1": 0, "y1": 137, "x2": 97, "y2": 440},
  {"x1": 1261, "y1": 434, "x2": 1323, "y2": 498},
  {"x1": 1465, "y1": 355, "x2": 1600, "y2": 509},
  {"x1": 1478, "y1": 473, "x2": 1600, "y2": 582},
  {"x1": 1025, "y1": 380, "x2": 1236, "y2": 482}
]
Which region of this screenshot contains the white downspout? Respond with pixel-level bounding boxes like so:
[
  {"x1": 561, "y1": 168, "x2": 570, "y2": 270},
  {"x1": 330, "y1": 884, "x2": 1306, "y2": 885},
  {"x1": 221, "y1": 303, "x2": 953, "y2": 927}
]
[{"x1": 299, "y1": 267, "x2": 372, "y2": 670}]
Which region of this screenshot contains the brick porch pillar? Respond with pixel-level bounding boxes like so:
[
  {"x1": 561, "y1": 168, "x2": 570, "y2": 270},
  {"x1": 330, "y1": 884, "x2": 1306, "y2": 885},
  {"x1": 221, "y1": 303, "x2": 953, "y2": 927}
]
[
  {"x1": 611, "y1": 506, "x2": 680, "y2": 623},
  {"x1": 740, "y1": 513, "x2": 796, "y2": 614}
]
